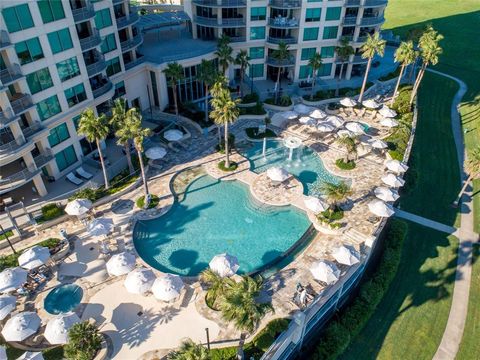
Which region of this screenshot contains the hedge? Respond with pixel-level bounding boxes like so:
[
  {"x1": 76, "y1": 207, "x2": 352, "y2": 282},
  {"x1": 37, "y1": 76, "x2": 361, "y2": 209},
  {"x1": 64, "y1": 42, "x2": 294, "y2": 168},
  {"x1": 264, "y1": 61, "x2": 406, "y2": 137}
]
[
  {"x1": 36, "y1": 203, "x2": 64, "y2": 224},
  {"x1": 312, "y1": 219, "x2": 408, "y2": 359},
  {"x1": 239, "y1": 102, "x2": 266, "y2": 115},
  {"x1": 0, "y1": 230, "x2": 14, "y2": 241},
  {"x1": 241, "y1": 92, "x2": 259, "y2": 104},
  {"x1": 245, "y1": 127, "x2": 277, "y2": 139},
  {"x1": 335, "y1": 159, "x2": 356, "y2": 170},
  {"x1": 136, "y1": 194, "x2": 159, "y2": 209}
]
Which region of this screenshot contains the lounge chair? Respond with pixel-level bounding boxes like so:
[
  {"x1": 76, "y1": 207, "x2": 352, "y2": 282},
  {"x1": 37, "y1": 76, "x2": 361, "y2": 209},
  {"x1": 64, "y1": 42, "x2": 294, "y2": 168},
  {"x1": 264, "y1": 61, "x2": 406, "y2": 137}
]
[
  {"x1": 76, "y1": 166, "x2": 93, "y2": 180},
  {"x1": 66, "y1": 172, "x2": 83, "y2": 185}
]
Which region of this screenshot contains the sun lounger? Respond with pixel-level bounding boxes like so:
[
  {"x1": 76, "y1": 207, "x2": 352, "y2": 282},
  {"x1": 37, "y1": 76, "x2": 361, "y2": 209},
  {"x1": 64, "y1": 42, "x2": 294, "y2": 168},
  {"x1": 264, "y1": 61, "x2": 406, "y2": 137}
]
[
  {"x1": 76, "y1": 166, "x2": 93, "y2": 180},
  {"x1": 66, "y1": 172, "x2": 83, "y2": 185}
]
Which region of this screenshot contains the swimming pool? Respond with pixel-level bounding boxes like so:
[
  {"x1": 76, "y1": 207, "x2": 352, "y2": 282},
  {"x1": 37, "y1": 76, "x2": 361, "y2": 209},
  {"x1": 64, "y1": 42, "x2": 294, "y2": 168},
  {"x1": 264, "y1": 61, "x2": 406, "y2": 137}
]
[
  {"x1": 133, "y1": 174, "x2": 311, "y2": 276},
  {"x1": 44, "y1": 284, "x2": 83, "y2": 315}
]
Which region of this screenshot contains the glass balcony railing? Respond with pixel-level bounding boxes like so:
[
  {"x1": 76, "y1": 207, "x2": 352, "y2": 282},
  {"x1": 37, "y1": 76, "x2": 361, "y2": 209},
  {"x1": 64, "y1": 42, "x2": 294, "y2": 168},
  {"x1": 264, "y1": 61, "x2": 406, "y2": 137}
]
[
  {"x1": 116, "y1": 12, "x2": 140, "y2": 29},
  {"x1": 120, "y1": 34, "x2": 143, "y2": 52},
  {"x1": 267, "y1": 36, "x2": 297, "y2": 45},
  {"x1": 71, "y1": 3, "x2": 95, "y2": 23},
  {"x1": 360, "y1": 15, "x2": 385, "y2": 26},
  {"x1": 92, "y1": 80, "x2": 113, "y2": 98},
  {"x1": 79, "y1": 29, "x2": 101, "y2": 51},
  {"x1": 266, "y1": 56, "x2": 295, "y2": 67},
  {"x1": 269, "y1": 0, "x2": 302, "y2": 9},
  {"x1": 193, "y1": 0, "x2": 247, "y2": 7},
  {"x1": 0, "y1": 108, "x2": 17, "y2": 128},
  {"x1": 0, "y1": 64, "x2": 24, "y2": 86},
  {"x1": 0, "y1": 30, "x2": 11, "y2": 50},
  {"x1": 85, "y1": 53, "x2": 107, "y2": 77},
  {"x1": 10, "y1": 94, "x2": 34, "y2": 116},
  {"x1": 268, "y1": 17, "x2": 300, "y2": 28}
]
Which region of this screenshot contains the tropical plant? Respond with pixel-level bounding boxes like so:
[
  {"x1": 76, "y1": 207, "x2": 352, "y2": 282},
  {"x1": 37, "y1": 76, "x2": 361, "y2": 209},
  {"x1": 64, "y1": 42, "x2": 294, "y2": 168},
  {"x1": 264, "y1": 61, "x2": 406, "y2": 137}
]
[
  {"x1": 167, "y1": 339, "x2": 210, "y2": 360},
  {"x1": 271, "y1": 41, "x2": 291, "y2": 104},
  {"x1": 197, "y1": 59, "x2": 218, "y2": 126},
  {"x1": 163, "y1": 62, "x2": 184, "y2": 120},
  {"x1": 78, "y1": 108, "x2": 110, "y2": 189},
  {"x1": 235, "y1": 49, "x2": 250, "y2": 97},
  {"x1": 111, "y1": 98, "x2": 134, "y2": 174},
  {"x1": 453, "y1": 145, "x2": 480, "y2": 206},
  {"x1": 390, "y1": 41, "x2": 418, "y2": 105},
  {"x1": 409, "y1": 26, "x2": 443, "y2": 104},
  {"x1": 64, "y1": 321, "x2": 102, "y2": 360},
  {"x1": 210, "y1": 77, "x2": 240, "y2": 168},
  {"x1": 336, "y1": 135, "x2": 358, "y2": 162},
  {"x1": 308, "y1": 52, "x2": 323, "y2": 100},
  {"x1": 319, "y1": 181, "x2": 353, "y2": 209},
  {"x1": 200, "y1": 268, "x2": 234, "y2": 308},
  {"x1": 215, "y1": 34, "x2": 234, "y2": 77},
  {"x1": 358, "y1": 32, "x2": 386, "y2": 103},
  {"x1": 335, "y1": 38, "x2": 355, "y2": 96}
]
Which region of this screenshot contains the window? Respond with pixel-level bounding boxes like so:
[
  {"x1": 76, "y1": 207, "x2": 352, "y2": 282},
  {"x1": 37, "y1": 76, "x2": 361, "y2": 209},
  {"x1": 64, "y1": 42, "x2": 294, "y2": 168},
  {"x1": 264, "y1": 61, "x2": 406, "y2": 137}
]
[
  {"x1": 299, "y1": 65, "x2": 313, "y2": 79},
  {"x1": 250, "y1": 47, "x2": 265, "y2": 59},
  {"x1": 303, "y1": 28, "x2": 319, "y2": 41},
  {"x1": 15, "y1": 38, "x2": 44, "y2": 65},
  {"x1": 100, "y1": 33, "x2": 117, "y2": 54},
  {"x1": 249, "y1": 64, "x2": 264, "y2": 78},
  {"x1": 26, "y1": 68, "x2": 53, "y2": 94},
  {"x1": 56, "y1": 57, "x2": 80, "y2": 82},
  {"x1": 48, "y1": 123, "x2": 70, "y2": 147},
  {"x1": 251, "y1": 7, "x2": 266, "y2": 21},
  {"x1": 37, "y1": 95, "x2": 62, "y2": 121},
  {"x1": 301, "y1": 48, "x2": 316, "y2": 61},
  {"x1": 323, "y1": 26, "x2": 338, "y2": 40},
  {"x1": 55, "y1": 145, "x2": 78, "y2": 171},
  {"x1": 326, "y1": 7, "x2": 342, "y2": 21},
  {"x1": 307, "y1": 0, "x2": 322, "y2": 2},
  {"x1": 250, "y1": 26, "x2": 266, "y2": 40},
  {"x1": 305, "y1": 8, "x2": 321, "y2": 22},
  {"x1": 2, "y1": 4, "x2": 34, "y2": 33},
  {"x1": 72, "y1": 115, "x2": 81, "y2": 130},
  {"x1": 106, "y1": 57, "x2": 122, "y2": 76},
  {"x1": 321, "y1": 46, "x2": 335, "y2": 58},
  {"x1": 95, "y1": 9, "x2": 112, "y2": 29},
  {"x1": 114, "y1": 81, "x2": 126, "y2": 99},
  {"x1": 318, "y1": 63, "x2": 332, "y2": 77},
  {"x1": 37, "y1": 0, "x2": 65, "y2": 24},
  {"x1": 65, "y1": 84, "x2": 87, "y2": 108},
  {"x1": 47, "y1": 28, "x2": 73, "y2": 54}
]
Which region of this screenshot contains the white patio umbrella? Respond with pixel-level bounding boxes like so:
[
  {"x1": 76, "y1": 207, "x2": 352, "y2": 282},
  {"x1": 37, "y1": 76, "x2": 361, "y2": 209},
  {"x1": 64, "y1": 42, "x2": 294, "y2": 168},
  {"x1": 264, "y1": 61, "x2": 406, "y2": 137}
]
[
  {"x1": 17, "y1": 352, "x2": 44, "y2": 360},
  {"x1": 124, "y1": 267, "x2": 156, "y2": 294},
  {"x1": 339, "y1": 97, "x2": 357, "y2": 107},
  {"x1": 2, "y1": 312, "x2": 41, "y2": 342},
  {"x1": 145, "y1": 146, "x2": 167, "y2": 160},
  {"x1": 369, "y1": 139, "x2": 388, "y2": 149},
  {"x1": 380, "y1": 118, "x2": 399, "y2": 128},
  {"x1": 337, "y1": 129, "x2": 355, "y2": 138},
  {"x1": 266, "y1": 167, "x2": 289, "y2": 182},
  {"x1": 317, "y1": 123, "x2": 335, "y2": 133},
  {"x1": 374, "y1": 186, "x2": 400, "y2": 202},
  {"x1": 379, "y1": 106, "x2": 397, "y2": 118},
  {"x1": 18, "y1": 246, "x2": 50, "y2": 270},
  {"x1": 332, "y1": 245, "x2": 360, "y2": 266},
  {"x1": 304, "y1": 196, "x2": 329, "y2": 214},
  {"x1": 368, "y1": 199, "x2": 395, "y2": 217},
  {"x1": 87, "y1": 217, "x2": 113, "y2": 237},
  {"x1": 0, "y1": 295, "x2": 16, "y2": 320},
  {"x1": 65, "y1": 198, "x2": 92, "y2": 216},
  {"x1": 345, "y1": 122, "x2": 365, "y2": 135},
  {"x1": 309, "y1": 109, "x2": 327, "y2": 119},
  {"x1": 362, "y1": 99, "x2": 381, "y2": 109},
  {"x1": 293, "y1": 104, "x2": 313, "y2": 115},
  {"x1": 310, "y1": 260, "x2": 340, "y2": 285},
  {"x1": 279, "y1": 111, "x2": 298, "y2": 120},
  {"x1": 44, "y1": 313, "x2": 80, "y2": 345},
  {"x1": 163, "y1": 129, "x2": 183, "y2": 142},
  {"x1": 209, "y1": 253, "x2": 240, "y2": 277},
  {"x1": 323, "y1": 115, "x2": 344, "y2": 128},
  {"x1": 0, "y1": 267, "x2": 28, "y2": 293},
  {"x1": 298, "y1": 116, "x2": 315, "y2": 126},
  {"x1": 106, "y1": 252, "x2": 136, "y2": 276},
  {"x1": 385, "y1": 159, "x2": 409, "y2": 173},
  {"x1": 152, "y1": 274, "x2": 184, "y2": 302},
  {"x1": 382, "y1": 173, "x2": 405, "y2": 188},
  {"x1": 0, "y1": 346, "x2": 5, "y2": 359}
]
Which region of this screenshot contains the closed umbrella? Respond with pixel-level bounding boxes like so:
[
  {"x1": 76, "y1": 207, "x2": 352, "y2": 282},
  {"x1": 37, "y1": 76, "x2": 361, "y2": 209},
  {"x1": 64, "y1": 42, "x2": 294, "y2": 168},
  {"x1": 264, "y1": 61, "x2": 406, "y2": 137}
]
[
  {"x1": 44, "y1": 313, "x2": 80, "y2": 345},
  {"x1": 106, "y1": 252, "x2": 136, "y2": 276},
  {"x1": 152, "y1": 274, "x2": 184, "y2": 302},
  {"x1": 124, "y1": 267, "x2": 156, "y2": 294},
  {"x1": 65, "y1": 199, "x2": 92, "y2": 216},
  {"x1": 382, "y1": 173, "x2": 405, "y2": 188},
  {"x1": 362, "y1": 99, "x2": 381, "y2": 109},
  {"x1": 332, "y1": 245, "x2": 360, "y2": 266},
  {"x1": 145, "y1": 146, "x2": 167, "y2": 160},
  {"x1": 368, "y1": 199, "x2": 395, "y2": 217},
  {"x1": 2, "y1": 312, "x2": 41, "y2": 342},
  {"x1": 380, "y1": 118, "x2": 399, "y2": 128},
  {"x1": 379, "y1": 106, "x2": 397, "y2": 118},
  {"x1": 266, "y1": 167, "x2": 289, "y2": 182},
  {"x1": 369, "y1": 139, "x2": 388, "y2": 149},
  {"x1": 374, "y1": 187, "x2": 400, "y2": 202},
  {"x1": 0, "y1": 268, "x2": 28, "y2": 293},
  {"x1": 339, "y1": 97, "x2": 357, "y2": 107},
  {"x1": 345, "y1": 122, "x2": 365, "y2": 135},
  {"x1": 87, "y1": 218, "x2": 113, "y2": 237},
  {"x1": 209, "y1": 253, "x2": 240, "y2": 277},
  {"x1": 323, "y1": 115, "x2": 344, "y2": 128},
  {"x1": 0, "y1": 295, "x2": 16, "y2": 320},
  {"x1": 163, "y1": 129, "x2": 183, "y2": 142},
  {"x1": 298, "y1": 116, "x2": 315, "y2": 126},
  {"x1": 309, "y1": 109, "x2": 326, "y2": 119},
  {"x1": 317, "y1": 123, "x2": 335, "y2": 133},
  {"x1": 279, "y1": 111, "x2": 298, "y2": 120},
  {"x1": 310, "y1": 260, "x2": 340, "y2": 285},
  {"x1": 304, "y1": 196, "x2": 329, "y2": 214},
  {"x1": 18, "y1": 246, "x2": 50, "y2": 270},
  {"x1": 17, "y1": 352, "x2": 44, "y2": 360},
  {"x1": 386, "y1": 159, "x2": 409, "y2": 173},
  {"x1": 293, "y1": 104, "x2": 313, "y2": 115}
]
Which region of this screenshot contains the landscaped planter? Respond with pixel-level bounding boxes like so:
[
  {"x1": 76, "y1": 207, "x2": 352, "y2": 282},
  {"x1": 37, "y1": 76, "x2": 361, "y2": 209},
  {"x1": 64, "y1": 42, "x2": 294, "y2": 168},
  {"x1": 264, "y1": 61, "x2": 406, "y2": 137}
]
[
  {"x1": 238, "y1": 114, "x2": 267, "y2": 120},
  {"x1": 93, "y1": 333, "x2": 109, "y2": 360},
  {"x1": 263, "y1": 102, "x2": 294, "y2": 112},
  {"x1": 238, "y1": 102, "x2": 257, "y2": 108}
]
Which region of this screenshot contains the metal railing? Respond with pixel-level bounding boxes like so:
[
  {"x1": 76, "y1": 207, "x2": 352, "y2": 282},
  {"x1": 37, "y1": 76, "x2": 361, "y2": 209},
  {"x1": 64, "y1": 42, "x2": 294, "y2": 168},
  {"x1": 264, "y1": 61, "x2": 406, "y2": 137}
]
[
  {"x1": 120, "y1": 34, "x2": 143, "y2": 52},
  {"x1": 192, "y1": 0, "x2": 247, "y2": 6},
  {"x1": 268, "y1": 17, "x2": 300, "y2": 28},
  {"x1": 22, "y1": 122, "x2": 46, "y2": 139},
  {"x1": 230, "y1": 36, "x2": 246, "y2": 43},
  {"x1": 0, "y1": 64, "x2": 23, "y2": 85},
  {"x1": 92, "y1": 80, "x2": 113, "y2": 98},
  {"x1": 34, "y1": 150, "x2": 54, "y2": 168},
  {"x1": 0, "y1": 138, "x2": 24, "y2": 154},
  {"x1": 269, "y1": 0, "x2": 302, "y2": 8},
  {"x1": 10, "y1": 94, "x2": 34, "y2": 116},
  {"x1": 360, "y1": 15, "x2": 385, "y2": 26},
  {"x1": 79, "y1": 29, "x2": 101, "y2": 51},
  {"x1": 0, "y1": 30, "x2": 11, "y2": 49},
  {"x1": 342, "y1": 16, "x2": 357, "y2": 25},
  {"x1": 193, "y1": 15, "x2": 246, "y2": 27},
  {"x1": 85, "y1": 54, "x2": 107, "y2": 77},
  {"x1": 267, "y1": 36, "x2": 297, "y2": 45},
  {"x1": 116, "y1": 12, "x2": 140, "y2": 29},
  {"x1": 71, "y1": 3, "x2": 95, "y2": 23},
  {"x1": 0, "y1": 108, "x2": 17, "y2": 127},
  {"x1": 266, "y1": 56, "x2": 295, "y2": 67},
  {"x1": 0, "y1": 168, "x2": 41, "y2": 193}
]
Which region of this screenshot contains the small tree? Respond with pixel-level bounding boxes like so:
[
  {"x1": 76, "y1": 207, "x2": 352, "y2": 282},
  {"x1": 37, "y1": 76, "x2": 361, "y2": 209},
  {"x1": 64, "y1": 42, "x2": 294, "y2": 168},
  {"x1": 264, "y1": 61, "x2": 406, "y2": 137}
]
[
  {"x1": 335, "y1": 38, "x2": 354, "y2": 96},
  {"x1": 453, "y1": 145, "x2": 480, "y2": 206},
  {"x1": 390, "y1": 41, "x2": 418, "y2": 106},
  {"x1": 235, "y1": 49, "x2": 250, "y2": 97},
  {"x1": 167, "y1": 339, "x2": 210, "y2": 360},
  {"x1": 65, "y1": 321, "x2": 102, "y2": 360},
  {"x1": 358, "y1": 33, "x2": 386, "y2": 103},
  {"x1": 111, "y1": 98, "x2": 135, "y2": 174},
  {"x1": 163, "y1": 62, "x2": 184, "y2": 121},
  {"x1": 200, "y1": 268, "x2": 234, "y2": 308},
  {"x1": 336, "y1": 135, "x2": 358, "y2": 162},
  {"x1": 197, "y1": 59, "x2": 218, "y2": 126},
  {"x1": 271, "y1": 41, "x2": 291, "y2": 104},
  {"x1": 215, "y1": 34, "x2": 234, "y2": 77},
  {"x1": 308, "y1": 52, "x2": 323, "y2": 100},
  {"x1": 319, "y1": 181, "x2": 353, "y2": 211}
]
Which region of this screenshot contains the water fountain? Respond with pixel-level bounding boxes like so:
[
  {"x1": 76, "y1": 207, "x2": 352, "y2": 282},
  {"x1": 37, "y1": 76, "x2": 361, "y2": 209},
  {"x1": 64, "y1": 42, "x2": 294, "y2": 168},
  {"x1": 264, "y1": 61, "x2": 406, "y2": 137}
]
[{"x1": 283, "y1": 136, "x2": 303, "y2": 161}]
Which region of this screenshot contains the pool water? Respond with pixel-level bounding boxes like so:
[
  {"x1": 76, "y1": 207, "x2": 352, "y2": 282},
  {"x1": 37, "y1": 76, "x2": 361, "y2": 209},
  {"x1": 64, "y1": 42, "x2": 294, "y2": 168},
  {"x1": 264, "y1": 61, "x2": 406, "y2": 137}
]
[
  {"x1": 44, "y1": 284, "x2": 83, "y2": 315},
  {"x1": 239, "y1": 140, "x2": 342, "y2": 195},
  {"x1": 133, "y1": 174, "x2": 311, "y2": 276}
]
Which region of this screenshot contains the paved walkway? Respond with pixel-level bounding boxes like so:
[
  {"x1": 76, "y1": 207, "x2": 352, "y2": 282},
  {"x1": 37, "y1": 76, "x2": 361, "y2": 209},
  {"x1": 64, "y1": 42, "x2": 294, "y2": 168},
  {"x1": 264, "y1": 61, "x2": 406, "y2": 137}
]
[{"x1": 393, "y1": 209, "x2": 457, "y2": 234}]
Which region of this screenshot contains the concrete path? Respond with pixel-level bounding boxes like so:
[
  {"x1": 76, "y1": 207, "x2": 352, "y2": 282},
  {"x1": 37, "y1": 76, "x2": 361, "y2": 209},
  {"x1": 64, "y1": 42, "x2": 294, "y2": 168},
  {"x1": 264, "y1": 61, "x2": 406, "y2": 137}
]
[{"x1": 394, "y1": 208, "x2": 457, "y2": 234}]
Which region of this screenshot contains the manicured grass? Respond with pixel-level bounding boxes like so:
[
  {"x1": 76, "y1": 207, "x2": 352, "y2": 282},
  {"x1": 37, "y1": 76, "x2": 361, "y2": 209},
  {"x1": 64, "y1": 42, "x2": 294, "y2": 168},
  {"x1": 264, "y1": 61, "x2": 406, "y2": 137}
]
[
  {"x1": 340, "y1": 222, "x2": 458, "y2": 360},
  {"x1": 218, "y1": 160, "x2": 238, "y2": 172}
]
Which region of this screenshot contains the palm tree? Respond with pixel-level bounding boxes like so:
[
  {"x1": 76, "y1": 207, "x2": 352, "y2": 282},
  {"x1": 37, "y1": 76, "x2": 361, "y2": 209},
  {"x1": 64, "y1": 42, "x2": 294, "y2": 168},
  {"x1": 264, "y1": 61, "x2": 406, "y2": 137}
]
[
  {"x1": 78, "y1": 108, "x2": 110, "y2": 189},
  {"x1": 210, "y1": 77, "x2": 240, "y2": 168},
  {"x1": 390, "y1": 41, "x2": 418, "y2": 105},
  {"x1": 453, "y1": 145, "x2": 480, "y2": 206},
  {"x1": 335, "y1": 38, "x2": 354, "y2": 96},
  {"x1": 319, "y1": 181, "x2": 352, "y2": 210},
  {"x1": 271, "y1": 41, "x2": 290, "y2": 104},
  {"x1": 65, "y1": 321, "x2": 102, "y2": 360},
  {"x1": 235, "y1": 49, "x2": 250, "y2": 97},
  {"x1": 167, "y1": 339, "x2": 210, "y2": 360},
  {"x1": 358, "y1": 32, "x2": 386, "y2": 103},
  {"x1": 200, "y1": 268, "x2": 234, "y2": 308},
  {"x1": 409, "y1": 26, "x2": 443, "y2": 104},
  {"x1": 215, "y1": 34, "x2": 233, "y2": 77},
  {"x1": 197, "y1": 59, "x2": 218, "y2": 126},
  {"x1": 111, "y1": 98, "x2": 135, "y2": 174},
  {"x1": 336, "y1": 135, "x2": 358, "y2": 162},
  {"x1": 308, "y1": 52, "x2": 323, "y2": 100},
  {"x1": 163, "y1": 62, "x2": 184, "y2": 121}
]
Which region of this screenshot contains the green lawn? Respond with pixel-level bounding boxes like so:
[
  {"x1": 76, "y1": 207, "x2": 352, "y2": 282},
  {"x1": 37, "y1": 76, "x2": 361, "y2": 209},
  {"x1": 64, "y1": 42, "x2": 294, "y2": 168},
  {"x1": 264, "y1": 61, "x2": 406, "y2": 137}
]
[{"x1": 340, "y1": 223, "x2": 458, "y2": 360}]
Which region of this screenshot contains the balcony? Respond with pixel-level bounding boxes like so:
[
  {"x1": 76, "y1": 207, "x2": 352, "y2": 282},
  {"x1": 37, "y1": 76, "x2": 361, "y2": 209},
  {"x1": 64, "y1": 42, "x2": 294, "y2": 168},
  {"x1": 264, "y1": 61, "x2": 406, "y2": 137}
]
[
  {"x1": 0, "y1": 108, "x2": 18, "y2": 128},
  {"x1": 345, "y1": 0, "x2": 361, "y2": 6},
  {"x1": 269, "y1": 0, "x2": 302, "y2": 9},
  {"x1": 120, "y1": 34, "x2": 143, "y2": 52},
  {"x1": 0, "y1": 168, "x2": 42, "y2": 195},
  {"x1": 79, "y1": 29, "x2": 102, "y2": 51},
  {"x1": 363, "y1": 0, "x2": 388, "y2": 7},
  {"x1": 71, "y1": 3, "x2": 95, "y2": 23},
  {"x1": 91, "y1": 80, "x2": 113, "y2": 98},
  {"x1": 352, "y1": 55, "x2": 368, "y2": 64},
  {"x1": 266, "y1": 56, "x2": 295, "y2": 67},
  {"x1": 124, "y1": 56, "x2": 146, "y2": 71},
  {"x1": 268, "y1": 17, "x2": 299, "y2": 28},
  {"x1": 0, "y1": 30, "x2": 12, "y2": 50},
  {"x1": 22, "y1": 123, "x2": 47, "y2": 140},
  {"x1": 342, "y1": 16, "x2": 358, "y2": 26},
  {"x1": 34, "y1": 150, "x2": 54, "y2": 168},
  {"x1": 0, "y1": 64, "x2": 24, "y2": 86},
  {"x1": 340, "y1": 35, "x2": 354, "y2": 42},
  {"x1": 193, "y1": 0, "x2": 246, "y2": 7},
  {"x1": 116, "y1": 12, "x2": 140, "y2": 29},
  {"x1": 113, "y1": 0, "x2": 124, "y2": 3},
  {"x1": 229, "y1": 36, "x2": 246, "y2": 43},
  {"x1": 356, "y1": 35, "x2": 368, "y2": 43},
  {"x1": 10, "y1": 94, "x2": 34, "y2": 117},
  {"x1": 85, "y1": 53, "x2": 107, "y2": 77},
  {"x1": 267, "y1": 36, "x2": 297, "y2": 45},
  {"x1": 193, "y1": 16, "x2": 245, "y2": 27},
  {"x1": 360, "y1": 15, "x2": 385, "y2": 26}
]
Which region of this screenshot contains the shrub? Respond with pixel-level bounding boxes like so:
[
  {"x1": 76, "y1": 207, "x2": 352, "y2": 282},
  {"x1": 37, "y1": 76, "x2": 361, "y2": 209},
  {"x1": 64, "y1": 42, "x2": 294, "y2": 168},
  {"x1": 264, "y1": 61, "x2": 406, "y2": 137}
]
[
  {"x1": 306, "y1": 89, "x2": 336, "y2": 102},
  {"x1": 245, "y1": 127, "x2": 277, "y2": 139},
  {"x1": 318, "y1": 207, "x2": 344, "y2": 222},
  {"x1": 335, "y1": 159, "x2": 356, "y2": 170},
  {"x1": 0, "y1": 229, "x2": 14, "y2": 241},
  {"x1": 264, "y1": 95, "x2": 292, "y2": 107},
  {"x1": 136, "y1": 194, "x2": 159, "y2": 209},
  {"x1": 391, "y1": 85, "x2": 413, "y2": 115},
  {"x1": 65, "y1": 321, "x2": 102, "y2": 360},
  {"x1": 69, "y1": 187, "x2": 101, "y2": 202},
  {"x1": 239, "y1": 102, "x2": 266, "y2": 116},
  {"x1": 241, "y1": 92, "x2": 259, "y2": 103},
  {"x1": 218, "y1": 161, "x2": 238, "y2": 172},
  {"x1": 37, "y1": 203, "x2": 64, "y2": 223}
]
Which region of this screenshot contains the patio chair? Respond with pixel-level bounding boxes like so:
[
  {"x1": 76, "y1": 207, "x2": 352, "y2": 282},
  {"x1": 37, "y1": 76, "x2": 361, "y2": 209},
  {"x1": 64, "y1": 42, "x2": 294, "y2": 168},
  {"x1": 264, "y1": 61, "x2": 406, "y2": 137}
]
[
  {"x1": 76, "y1": 166, "x2": 93, "y2": 180},
  {"x1": 66, "y1": 172, "x2": 83, "y2": 186}
]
